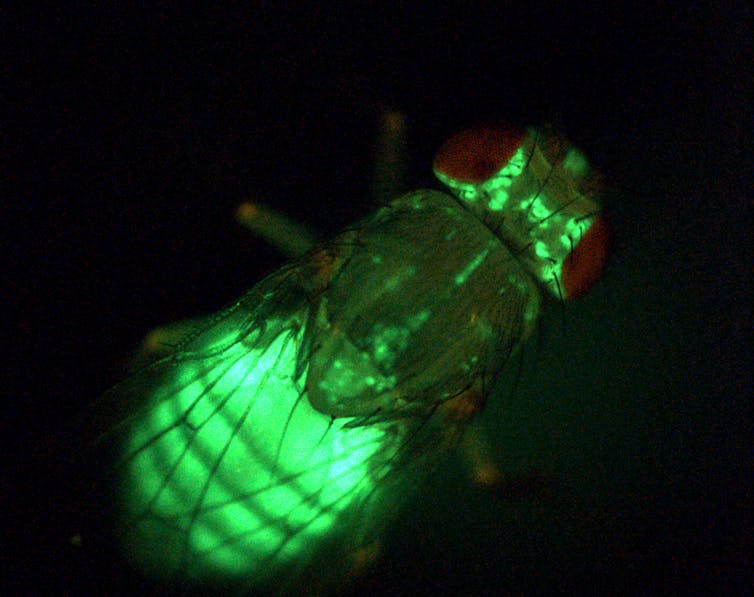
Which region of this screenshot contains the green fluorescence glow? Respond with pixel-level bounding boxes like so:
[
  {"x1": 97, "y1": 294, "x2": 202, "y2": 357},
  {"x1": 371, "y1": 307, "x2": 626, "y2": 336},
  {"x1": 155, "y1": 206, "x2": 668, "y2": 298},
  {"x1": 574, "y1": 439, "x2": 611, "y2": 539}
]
[
  {"x1": 497, "y1": 147, "x2": 526, "y2": 177},
  {"x1": 383, "y1": 265, "x2": 417, "y2": 292},
  {"x1": 406, "y1": 309, "x2": 430, "y2": 328},
  {"x1": 315, "y1": 330, "x2": 398, "y2": 401},
  {"x1": 120, "y1": 319, "x2": 397, "y2": 586},
  {"x1": 534, "y1": 241, "x2": 550, "y2": 260},
  {"x1": 372, "y1": 325, "x2": 409, "y2": 365},
  {"x1": 523, "y1": 295, "x2": 540, "y2": 322},
  {"x1": 460, "y1": 354, "x2": 480, "y2": 373},
  {"x1": 435, "y1": 126, "x2": 606, "y2": 299},
  {"x1": 562, "y1": 146, "x2": 589, "y2": 176},
  {"x1": 560, "y1": 217, "x2": 591, "y2": 248},
  {"x1": 527, "y1": 195, "x2": 551, "y2": 220},
  {"x1": 433, "y1": 169, "x2": 480, "y2": 203},
  {"x1": 369, "y1": 309, "x2": 430, "y2": 367},
  {"x1": 504, "y1": 272, "x2": 529, "y2": 295},
  {"x1": 434, "y1": 146, "x2": 526, "y2": 214},
  {"x1": 487, "y1": 189, "x2": 509, "y2": 211},
  {"x1": 454, "y1": 246, "x2": 491, "y2": 286},
  {"x1": 480, "y1": 146, "x2": 526, "y2": 211}
]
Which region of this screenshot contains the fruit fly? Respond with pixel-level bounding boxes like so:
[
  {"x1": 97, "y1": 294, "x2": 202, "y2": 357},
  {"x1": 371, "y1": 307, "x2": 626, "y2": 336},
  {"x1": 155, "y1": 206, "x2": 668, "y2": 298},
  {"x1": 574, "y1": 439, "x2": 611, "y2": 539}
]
[{"x1": 87, "y1": 115, "x2": 608, "y2": 594}]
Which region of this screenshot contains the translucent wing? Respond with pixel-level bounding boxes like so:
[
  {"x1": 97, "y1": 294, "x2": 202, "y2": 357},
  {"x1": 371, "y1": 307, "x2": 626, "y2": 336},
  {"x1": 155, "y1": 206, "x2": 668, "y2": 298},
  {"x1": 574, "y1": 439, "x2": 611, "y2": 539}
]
[{"x1": 86, "y1": 266, "x2": 409, "y2": 593}]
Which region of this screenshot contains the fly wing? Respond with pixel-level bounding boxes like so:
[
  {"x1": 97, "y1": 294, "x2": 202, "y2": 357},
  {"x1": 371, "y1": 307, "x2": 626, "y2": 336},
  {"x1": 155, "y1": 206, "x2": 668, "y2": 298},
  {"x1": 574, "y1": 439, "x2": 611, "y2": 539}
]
[
  {"x1": 83, "y1": 263, "x2": 310, "y2": 449},
  {"x1": 78, "y1": 263, "x2": 420, "y2": 594}
]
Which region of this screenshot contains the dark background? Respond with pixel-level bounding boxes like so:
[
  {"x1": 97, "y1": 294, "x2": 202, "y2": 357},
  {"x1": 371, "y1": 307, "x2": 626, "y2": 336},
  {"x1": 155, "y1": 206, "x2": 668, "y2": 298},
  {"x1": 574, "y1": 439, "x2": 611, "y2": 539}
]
[{"x1": 6, "y1": 4, "x2": 749, "y2": 595}]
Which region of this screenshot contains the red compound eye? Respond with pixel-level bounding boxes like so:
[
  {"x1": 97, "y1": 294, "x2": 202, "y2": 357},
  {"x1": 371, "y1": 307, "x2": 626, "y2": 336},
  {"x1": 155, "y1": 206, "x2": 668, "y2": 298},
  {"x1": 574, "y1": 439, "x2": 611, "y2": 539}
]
[
  {"x1": 434, "y1": 124, "x2": 526, "y2": 184},
  {"x1": 561, "y1": 216, "x2": 611, "y2": 299}
]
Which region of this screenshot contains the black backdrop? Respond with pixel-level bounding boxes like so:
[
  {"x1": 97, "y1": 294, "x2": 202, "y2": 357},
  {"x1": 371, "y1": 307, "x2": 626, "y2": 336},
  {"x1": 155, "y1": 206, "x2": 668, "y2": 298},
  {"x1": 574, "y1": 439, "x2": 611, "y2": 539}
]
[{"x1": 6, "y1": 4, "x2": 749, "y2": 595}]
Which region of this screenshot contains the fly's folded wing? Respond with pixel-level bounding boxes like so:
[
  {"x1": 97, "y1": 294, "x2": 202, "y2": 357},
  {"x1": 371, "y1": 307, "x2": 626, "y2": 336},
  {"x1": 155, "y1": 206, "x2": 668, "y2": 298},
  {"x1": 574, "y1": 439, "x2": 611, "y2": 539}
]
[{"x1": 83, "y1": 265, "x2": 410, "y2": 593}]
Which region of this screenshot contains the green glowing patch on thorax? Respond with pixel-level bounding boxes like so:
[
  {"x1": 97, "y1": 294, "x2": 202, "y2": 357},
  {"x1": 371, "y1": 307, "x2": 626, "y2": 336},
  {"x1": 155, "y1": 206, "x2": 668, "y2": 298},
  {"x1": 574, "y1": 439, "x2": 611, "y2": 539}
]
[
  {"x1": 454, "y1": 244, "x2": 493, "y2": 286},
  {"x1": 368, "y1": 307, "x2": 430, "y2": 364},
  {"x1": 562, "y1": 146, "x2": 589, "y2": 176},
  {"x1": 305, "y1": 190, "x2": 540, "y2": 419},
  {"x1": 434, "y1": 128, "x2": 603, "y2": 297},
  {"x1": 434, "y1": 146, "x2": 527, "y2": 213}
]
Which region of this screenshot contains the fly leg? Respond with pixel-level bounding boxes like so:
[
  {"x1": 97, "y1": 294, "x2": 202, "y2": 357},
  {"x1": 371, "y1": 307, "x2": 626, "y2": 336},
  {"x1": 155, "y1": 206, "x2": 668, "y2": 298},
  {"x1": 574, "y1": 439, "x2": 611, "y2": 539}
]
[
  {"x1": 459, "y1": 422, "x2": 503, "y2": 487},
  {"x1": 120, "y1": 316, "x2": 211, "y2": 372},
  {"x1": 342, "y1": 540, "x2": 382, "y2": 589},
  {"x1": 448, "y1": 385, "x2": 552, "y2": 499},
  {"x1": 235, "y1": 109, "x2": 409, "y2": 258},
  {"x1": 235, "y1": 201, "x2": 319, "y2": 258},
  {"x1": 427, "y1": 382, "x2": 501, "y2": 486},
  {"x1": 369, "y1": 109, "x2": 409, "y2": 205},
  {"x1": 461, "y1": 421, "x2": 555, "y2": 501}
]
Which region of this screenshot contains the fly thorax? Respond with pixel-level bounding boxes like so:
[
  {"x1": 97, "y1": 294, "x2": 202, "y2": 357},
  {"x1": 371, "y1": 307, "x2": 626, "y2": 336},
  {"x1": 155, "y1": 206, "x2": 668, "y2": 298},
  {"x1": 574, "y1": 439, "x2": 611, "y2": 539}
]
[
  {"x1": 434, "y1": 124, "x2": 609, "y2": 300},
  {"x1": 305, "y1": 190, "x2": 541, "y2": 419}
]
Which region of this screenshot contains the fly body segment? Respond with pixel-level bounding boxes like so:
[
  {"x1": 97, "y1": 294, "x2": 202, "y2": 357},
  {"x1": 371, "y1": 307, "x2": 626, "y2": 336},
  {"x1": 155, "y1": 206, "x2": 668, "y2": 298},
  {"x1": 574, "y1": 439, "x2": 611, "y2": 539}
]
[{"x1": 91, "y1": 118, "x2": 609, "y2": 594}]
